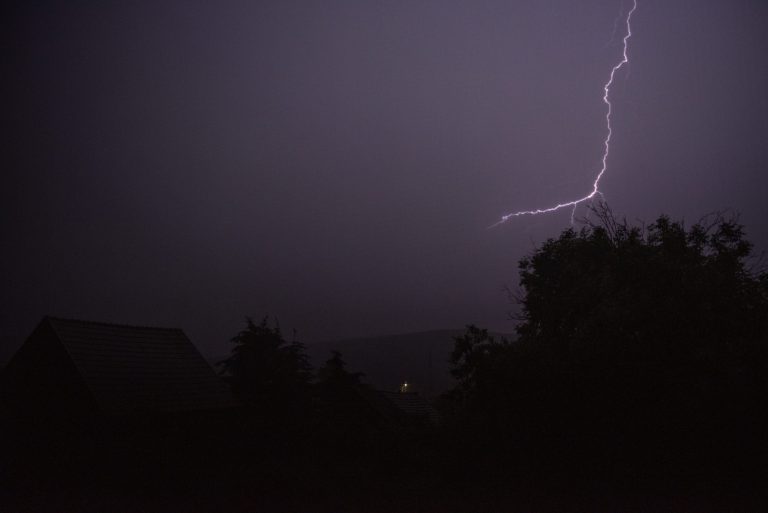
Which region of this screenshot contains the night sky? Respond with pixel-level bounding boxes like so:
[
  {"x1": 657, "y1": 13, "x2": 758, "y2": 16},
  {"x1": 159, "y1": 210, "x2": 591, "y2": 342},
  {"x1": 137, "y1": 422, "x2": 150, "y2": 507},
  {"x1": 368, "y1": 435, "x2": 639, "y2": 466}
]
[{"x1": 3, "y1": 0, "x2": 767, "y2": 360}]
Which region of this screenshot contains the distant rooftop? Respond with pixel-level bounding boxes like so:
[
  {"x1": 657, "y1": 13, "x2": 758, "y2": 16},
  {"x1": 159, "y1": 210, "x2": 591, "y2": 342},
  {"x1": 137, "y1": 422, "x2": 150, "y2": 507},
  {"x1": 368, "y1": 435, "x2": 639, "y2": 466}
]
[{"x1": 378, "y1": 391, "x2": 441, "y2": 426}]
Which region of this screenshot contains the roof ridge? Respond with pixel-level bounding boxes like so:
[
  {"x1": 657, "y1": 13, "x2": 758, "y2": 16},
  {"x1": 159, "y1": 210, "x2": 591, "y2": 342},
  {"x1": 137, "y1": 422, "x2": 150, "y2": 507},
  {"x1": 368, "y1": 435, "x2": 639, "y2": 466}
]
[
  {"x1": 35, "y1": 317, "x2": 236, "y2": 414},
  {"x1": 46, "y1": 316, "x2": 184, "y2": 332}
]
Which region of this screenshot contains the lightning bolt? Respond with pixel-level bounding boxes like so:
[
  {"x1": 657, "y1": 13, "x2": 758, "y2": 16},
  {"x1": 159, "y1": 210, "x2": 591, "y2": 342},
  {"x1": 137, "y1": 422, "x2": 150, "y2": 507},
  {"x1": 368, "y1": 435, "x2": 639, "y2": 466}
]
[{"x1": 492, "y1": 0, "x2": 637, "y2": 228}]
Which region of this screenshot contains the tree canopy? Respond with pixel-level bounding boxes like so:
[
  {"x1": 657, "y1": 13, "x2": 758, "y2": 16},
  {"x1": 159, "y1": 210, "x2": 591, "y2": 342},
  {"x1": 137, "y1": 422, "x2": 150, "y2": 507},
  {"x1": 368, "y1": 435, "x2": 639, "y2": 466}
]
[
  {"x1": 316, "y1": 350, "x2": 364, "y2": 388},
  {"x1": 446, "y1": 205, "x2": 768, "y2": 487},
  {"x1": 218, "y1": 316, "x2": 313, "y2": 409},
  {"x1": 515, "y1": 206, "x2": 768, "y2": 362}
]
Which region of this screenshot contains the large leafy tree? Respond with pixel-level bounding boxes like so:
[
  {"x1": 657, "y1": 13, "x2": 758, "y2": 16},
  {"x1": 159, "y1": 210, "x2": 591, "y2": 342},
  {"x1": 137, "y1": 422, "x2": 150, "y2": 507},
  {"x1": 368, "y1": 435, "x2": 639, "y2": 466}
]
[
  {"x1": 446, "y1": 205, "x2": 768, "y2": 484},
  {"x1": 516, "y1": 206, "x2": 767, "y2": 361},
  {"x1": 516, "y1": 207, "x2": 767, "y2": 463}
]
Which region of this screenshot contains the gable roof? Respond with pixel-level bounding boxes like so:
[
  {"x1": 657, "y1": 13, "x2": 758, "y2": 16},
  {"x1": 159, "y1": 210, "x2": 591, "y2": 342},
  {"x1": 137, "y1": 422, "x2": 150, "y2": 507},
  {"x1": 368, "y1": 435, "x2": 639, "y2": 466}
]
[
  {"x1": 377, "y1": 391, "x2": 441, "y2": 426},
  {"x1": 42, "y1": 317, "x2": 235, "y2": 415}
]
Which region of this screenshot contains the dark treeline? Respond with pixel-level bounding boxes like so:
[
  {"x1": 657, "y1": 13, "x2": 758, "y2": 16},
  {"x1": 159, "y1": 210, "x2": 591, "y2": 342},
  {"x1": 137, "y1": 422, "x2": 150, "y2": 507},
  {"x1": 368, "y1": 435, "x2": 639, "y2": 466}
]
[
  {"x1": 440, "y1": 206, "x2": 768, "y2": 509},
  {"x1": 2, "y1": 206, "x2": 767, "y2": 512}
]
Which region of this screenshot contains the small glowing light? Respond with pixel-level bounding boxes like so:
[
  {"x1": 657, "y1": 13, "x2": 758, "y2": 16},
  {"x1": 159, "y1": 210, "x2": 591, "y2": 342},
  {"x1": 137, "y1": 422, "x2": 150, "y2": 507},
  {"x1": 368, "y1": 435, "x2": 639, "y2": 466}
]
[{"x1": 399, "y1": 381, "x2": 409, "y2": 393}]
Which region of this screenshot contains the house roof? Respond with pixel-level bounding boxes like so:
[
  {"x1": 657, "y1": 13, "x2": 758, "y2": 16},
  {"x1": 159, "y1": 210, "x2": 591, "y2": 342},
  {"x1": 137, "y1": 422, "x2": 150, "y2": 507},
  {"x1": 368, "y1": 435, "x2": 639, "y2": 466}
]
[
  {"x1": 43, "y1": 317, "x2": 235, "y2": 415},
  {"x1": 378, "y1": 391, "x2": 441, "y2": 426}
]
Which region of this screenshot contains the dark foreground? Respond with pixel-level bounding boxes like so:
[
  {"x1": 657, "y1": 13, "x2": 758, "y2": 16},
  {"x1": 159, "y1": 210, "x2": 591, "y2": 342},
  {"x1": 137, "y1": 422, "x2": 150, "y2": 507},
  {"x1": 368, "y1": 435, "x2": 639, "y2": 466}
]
[{"x1": 1, "y1": 403, "x2": 766, "y2": 513}]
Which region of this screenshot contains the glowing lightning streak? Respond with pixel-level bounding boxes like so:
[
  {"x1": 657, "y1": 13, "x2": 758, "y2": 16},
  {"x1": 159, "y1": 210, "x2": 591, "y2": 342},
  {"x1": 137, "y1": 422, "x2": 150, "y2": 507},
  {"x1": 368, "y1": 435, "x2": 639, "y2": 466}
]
[{"x1": 491, "y1": 0, "x2": 637, "y2": 228}]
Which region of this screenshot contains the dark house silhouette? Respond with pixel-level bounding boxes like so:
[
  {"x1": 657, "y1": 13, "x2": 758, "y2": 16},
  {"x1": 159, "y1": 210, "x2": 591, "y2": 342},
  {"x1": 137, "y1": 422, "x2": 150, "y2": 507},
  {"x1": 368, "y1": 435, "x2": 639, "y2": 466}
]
[
  {"x1": 0, "y1": 318, "x2": 240, "y2": 510},
  {"x1": 1, "y1": 317, "x2": 235, "y2": 423},
  {"x1": 342, "y1": 387, "x2": 440, "y2": 430},
  {"x1": 376, "y1": 390, "x2": 440, "y2": 426}
]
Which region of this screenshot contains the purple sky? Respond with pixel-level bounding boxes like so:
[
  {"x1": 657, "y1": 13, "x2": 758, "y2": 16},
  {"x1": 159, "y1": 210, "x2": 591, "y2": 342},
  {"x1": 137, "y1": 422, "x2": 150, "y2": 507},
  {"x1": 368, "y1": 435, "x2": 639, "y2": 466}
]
[{"x1": 3, "y1": 0, "x2": 767, "y2": 359}]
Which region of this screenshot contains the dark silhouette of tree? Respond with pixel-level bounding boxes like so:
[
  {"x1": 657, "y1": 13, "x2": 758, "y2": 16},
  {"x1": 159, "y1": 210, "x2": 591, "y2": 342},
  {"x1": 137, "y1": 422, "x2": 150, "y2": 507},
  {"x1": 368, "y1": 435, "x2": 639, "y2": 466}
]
[
  {"x1": 219, "y1": 317, "x2": 313, "y2": 412},
  {"x1": 445, "y1": 204, "x2": 768, "y2": 494},
  {"x1": 316, "y1": 350, "x2": 364, "y2": 388},
  {"x1": 516, "y1": 205, "x2": 767, "y2": 362},
  {"x1": 514, "y1": 206, "x2": 767, "y2": 474},
  {"x1": 447, "y1": 325, "x2": 511, "y2": 405},
  {"x1": 314, "y1": 350, "x2": 386, "y2": 437}
]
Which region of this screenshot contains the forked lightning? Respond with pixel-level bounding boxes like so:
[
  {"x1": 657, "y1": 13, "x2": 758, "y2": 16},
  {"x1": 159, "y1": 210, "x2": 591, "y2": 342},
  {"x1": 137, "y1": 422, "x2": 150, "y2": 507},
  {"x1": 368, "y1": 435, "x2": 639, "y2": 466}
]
[{"x1": 492, "y1": 0, "x2": 638, "y2": 227}]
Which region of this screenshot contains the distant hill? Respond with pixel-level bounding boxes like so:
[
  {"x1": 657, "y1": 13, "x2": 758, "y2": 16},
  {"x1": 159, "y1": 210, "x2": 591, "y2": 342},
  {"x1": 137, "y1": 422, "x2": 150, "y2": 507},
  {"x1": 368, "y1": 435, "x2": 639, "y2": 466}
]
[{"x1": 306, "y1": 329, "x2": 514, "y2": 398}]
